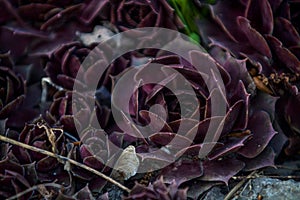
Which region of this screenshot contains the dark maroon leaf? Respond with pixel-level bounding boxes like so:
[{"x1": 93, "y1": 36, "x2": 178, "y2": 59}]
[
  {"x1": 238, "y1": 111, "x2": 277, "y2": 158},
  {"x1": 200, "y1": 158, "x2": 245, "y2": 185},
  {"x1": 241, "y1": 147, "x2": 276, "y2": 171},
  {"x1": 160, "y1": 160, "x2": 203, "y2": 185}
]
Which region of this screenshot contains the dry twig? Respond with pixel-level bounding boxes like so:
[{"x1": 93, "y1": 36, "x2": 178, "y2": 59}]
[
  {"x1": 275, "y1": 165, "x2": 300, "y2": 171},
  {"x1": 7, "y1": 183, "x2": 62, "y2": 200},
  {"x1": 224, "y1": 170, "x2": 258, "y2": 200},
  {"x1": 0, "y1": 135, "x2": 131, "y2": 193},
  {"x1": 232, "y1": 174, "x2": 300, "y2": 180},
  {"x1": 36, "y1": 122, "x2": 61, "y2": 154}
]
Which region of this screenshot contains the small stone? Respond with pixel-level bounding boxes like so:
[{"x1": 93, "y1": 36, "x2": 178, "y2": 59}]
[
  {"x1": 203, "y1": 187, "x2": 225, "y2": 200},
  {"x1": 77, "y1": 25, "x2": 115, "y2": 46},
  {"x1": 234, "y1": 178, "x2": 300, "y2": 200}
]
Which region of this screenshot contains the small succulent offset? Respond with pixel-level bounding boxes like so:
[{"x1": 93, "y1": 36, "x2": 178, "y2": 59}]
[
  {"x1": 0, "y1": 0, "x2": 84, "y2": 31},
  {"x1": 80, "y1": 0, "x2": 185, "y2": 31},
  {"x1": 45, "y1": 90, "x2": 111, "y2": 136},
  {"x1": 1, "y1": 118, "x2": 110, "y2": 199},
  {"x1": 1, "y1": 119, "x2": 67, "y2": 199},
  {"x1": 7, "y1": 118, "x2": 68, "y2": 182},
  {"x1": 0, "y1": 157, "x2": 35, "y2": 200},
  {"x1": 45, "y1": 42, "x2": 93, "y2": 90},
  {"x1": 276, "y1": 93, "x2": 300, "y2": 156},
  {"x1": 0, "y1": 52, "x2": 25, "y2": 120},
  {"x1": 124, "y1": 177, "x2": 187, "y2": 200},
  {"x1": 44, "y1": 41, "x2": 129, "y2": 91}
]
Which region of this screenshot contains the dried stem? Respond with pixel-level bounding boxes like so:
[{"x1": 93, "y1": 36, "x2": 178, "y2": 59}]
[
  {"x1": 275, "y1": 165, "x2": 300, "y2": 171},
  {"x1": 0, "y1": 135, "x2": 131, "y2": 193},
  {"x1": 7, "y1": 183, "x2": 62, "y2": 200},
  {"x1": 224, "y1": 170, "x2": 258, "y2": 200},
  {"x1": 232, "y1": 174, "x2": 300, "y2": 180}
]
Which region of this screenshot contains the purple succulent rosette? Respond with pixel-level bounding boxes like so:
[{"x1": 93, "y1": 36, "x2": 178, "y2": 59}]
[
  {"x1": 56, "y1": 185, "x2": 109, "y2": 200},
  {"x1": 196, "y1": 0, "x2": 300, "y2": 159},
  {"x1": 79, "y1": 46, "x2": 279, "y2": 194},
  {"x1": 0, "y1": 137, "x2": 34, "y2": 200},
  {"x1": 80, "y1": 0, "x2": 184, "y2": 31},
  {"x1": 66, "y1": 128, "x2": 120, "y2": 194},
  {"x1": 0, "y1": 119, "x2": 67, "y2": 199},
  {"x1": 276, "y1": 93, "x2": 300, "y2": 155},
  {"x1": 0, "y1": 52, "x2": 25, "y2": 120},
  {"x1": 0, "y1": 0, "x2": 93, "y2": 63},
  {"x1": 196, "y1": 0, "x2": 300, "y2": 75},
  {"x1": 0, "y1": 154, "x2": 106, "y2": 199},
  {"x1": 45, "y1": 42, "x2": 93, "y2": 90},
  {"x1": 79, "y1": 129, "x2": 111, "y2": 172},
  {"x1": 1, "y1": 118, "x2": 109, "y2": 199},
  {"x1": 124, "y1": 177, "x2": 187, "y2": 200},
  {"x1": 0, "y1": 0, "x2": 84, "y2": 31},
  {"x1": 45, "y1": 41, "x2": 129, "y2": 90},
  {"x1": 0, "y1": 157, "x2": 35, "y2": 200},
  {"x1": 0, "y1": 50, "x2": 45, "y2": 131},
  {"x1": 46, "y1": 90, "x2": 111, "y2": 136},
  {"x1": 8, "y1": 119, "x2": 68, "y2": 181}
]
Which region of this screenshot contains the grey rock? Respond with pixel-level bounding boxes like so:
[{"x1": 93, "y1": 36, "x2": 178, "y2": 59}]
[
  {"x1": 234, "y1": 178, "x2": 300, "y2": 200},
  {"x1": 107, "y1": 185, "x2": 123, "y2": 200},
  {"x1": 202, "y1": 187, "x2": 225, "y2": 200},
  {"x1": 202, "y1": 178, "x2": 300, "y2": 200}
]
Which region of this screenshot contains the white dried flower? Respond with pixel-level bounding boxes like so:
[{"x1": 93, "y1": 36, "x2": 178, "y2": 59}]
[{"x1": 111, "y1": 145, "x2": 140, "y2": 181}]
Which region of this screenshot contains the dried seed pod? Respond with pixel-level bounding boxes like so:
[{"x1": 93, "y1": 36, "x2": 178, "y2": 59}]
[
  {"x1": 253, "y1": 76, "x2": 273, "y2": 95},
  {"x1": 111, "y1": 145, "x2": 140, "y2": 181},
  {"x1": 257, "y1": 194, "x2": 263, "y2": 200}
]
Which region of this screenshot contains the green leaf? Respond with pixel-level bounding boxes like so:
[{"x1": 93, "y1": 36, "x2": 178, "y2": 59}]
[{"x1": 168, "y1": 0, "x2": 201, "y2": 43}]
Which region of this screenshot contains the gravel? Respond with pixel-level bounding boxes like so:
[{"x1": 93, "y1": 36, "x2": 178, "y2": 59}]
[{"x1": 202, "y1": 178, "x2": 300, "y2": 200}]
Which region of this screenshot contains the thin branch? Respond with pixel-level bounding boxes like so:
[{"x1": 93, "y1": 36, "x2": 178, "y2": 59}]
[
  {"x1": 0, "y1": 135, "x2": 131, "y2": 193},
  {"x1": 224, "y1": 170, "x2": 258, "y2": 200},
  {"x1": 264, "y1": 175, "x2": 300, "y2": 179},
  {"x1": 232, "y1": 174, "x2": 300, "y2": 180},
  {"x1": 275, "y1": 165, "x2": 300, "y2": 171},
  {"x1": 7, "y1": 183, "x2": 62, "y2": 200}
]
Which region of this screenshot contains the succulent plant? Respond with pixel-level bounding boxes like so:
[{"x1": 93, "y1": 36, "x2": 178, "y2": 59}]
[
  {"x1": 7, "y1": 118, "x2": 69, "y2": 182},
  {"x1": 80, "y1": 0, "x2": 184, "y2": 31},
  {"x1": 195, "y1": 0, "x2": 300, "y2": 158},
  {"x1": 46, "y1": 90, "x2": 111, "y2": 136},
  {"x1": 1, "y1": 118, "x2": 111, "y2": 199},
  {"x1": 74, "y1": 45, "x2": 278, "y2": 197},
  {"x1": 276, "y1": 93, "x2": 300, "y2": 156},
  {"x1": 45, "y1": 42, "x2": 93, "y2": 90},
  {"x1": 0, "y1": 157, "x2": 36, "y2": 200},
  {"x1": 44, "y1": 40, "x2": 130, "y2": 90},
  {"x1": 0, "y1": 0, "x2": 84, "y2": 31},
  {"x1": 56, "y1": 186, "x2": 109, "y2": 200},
  {"x1": 0, "y1": 0, "x2": 298, "y2": 199},
  {"x1": 0, "y1": 47, "x2": 46, "y2": 132},
  {"x1": 0, "y1": 119, "x2": 66, "y2": 199},
  {"x1": 0, "y1": 52, "x2": 25, "y2": 120},
  {"x1": 66, "y1": 128, "x2": 117, "y2": 194},
  {"x1": 196, "y1": 0, "x2": 300, "y2": 75},
  {"x1": 124, "y1": 177, "x2": 187, "y2": 200},
  {"x1": 0, "y1": 0, "x2": 95, "y2": 65},
  {"x1": 79, "y1": 129, "x2": 111, "y2": 172}
]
